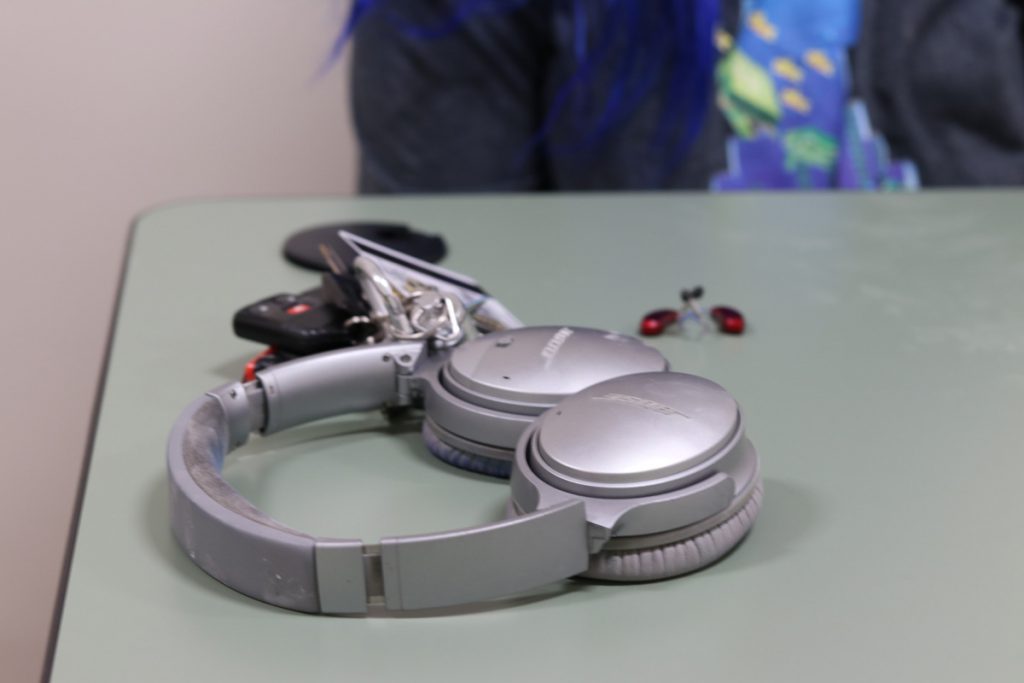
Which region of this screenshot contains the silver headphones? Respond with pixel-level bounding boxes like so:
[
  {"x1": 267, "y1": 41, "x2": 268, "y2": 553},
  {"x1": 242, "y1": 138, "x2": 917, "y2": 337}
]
[{"x1": 168, "y1": 325, "x2": 762, "y2": 614}]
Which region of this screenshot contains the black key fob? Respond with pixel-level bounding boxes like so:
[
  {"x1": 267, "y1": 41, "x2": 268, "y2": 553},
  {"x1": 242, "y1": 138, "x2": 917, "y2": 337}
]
[{"x1": 232, "y1": 287, "x2": 376, "y2": 356}]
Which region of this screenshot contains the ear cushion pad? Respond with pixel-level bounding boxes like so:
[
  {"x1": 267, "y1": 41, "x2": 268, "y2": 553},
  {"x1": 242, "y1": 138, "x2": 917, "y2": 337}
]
[
  {"x1": 582, "y1": 479, "x2": 763, "y2": 582},
  {"x1": 421, "y1": 420, "x2": 513, "y2": 479}
]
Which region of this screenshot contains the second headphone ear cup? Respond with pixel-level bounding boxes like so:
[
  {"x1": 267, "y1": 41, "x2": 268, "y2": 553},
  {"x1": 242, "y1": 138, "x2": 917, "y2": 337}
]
[
  {"x1": 421, "y1": 420, "x2": 513, "y2": 478},
  {"x1": 581, "y1": 479, "x2": 763, "y2": 582}
]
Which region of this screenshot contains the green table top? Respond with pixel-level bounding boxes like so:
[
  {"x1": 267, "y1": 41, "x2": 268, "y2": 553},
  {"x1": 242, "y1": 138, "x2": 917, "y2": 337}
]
[{"x1": 51, "y1": 192, "x2": 1024, "y2": 681}]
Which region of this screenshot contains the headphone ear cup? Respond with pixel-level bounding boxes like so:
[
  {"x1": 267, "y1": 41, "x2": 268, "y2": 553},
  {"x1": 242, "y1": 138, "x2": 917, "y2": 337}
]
[
  {"x1": 583, "y1": 479, "x2": 763, "y2": 582},
  {"x1": 421, "y1": 420, "x2": 513, "y2": 478}
]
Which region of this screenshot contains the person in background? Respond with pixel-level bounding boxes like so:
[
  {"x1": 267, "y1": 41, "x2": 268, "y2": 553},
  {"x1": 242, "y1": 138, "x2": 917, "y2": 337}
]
[{"x1": 342, "y1": 0, "x2": 1024, "y2": 193}]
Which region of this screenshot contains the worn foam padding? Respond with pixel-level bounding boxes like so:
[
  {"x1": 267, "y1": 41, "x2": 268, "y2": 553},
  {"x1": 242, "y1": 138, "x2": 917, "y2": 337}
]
[
  {"x1": 583, "y1": 479, "x2": 763, "y2": 582},
  {"x1": 171, "y1": 394, "x2": 597, "y2": 615},
  {"x1": 168, "y1": 395, "x2": 322, "y2": 613},
  {"x1": 421, "y1": 420, "x2": 513, "y2": 478}
]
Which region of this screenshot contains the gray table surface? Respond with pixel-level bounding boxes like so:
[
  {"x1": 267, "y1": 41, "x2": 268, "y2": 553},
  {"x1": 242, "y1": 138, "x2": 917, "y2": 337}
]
[{"x1": 51, "y1": 192, "x2": 1024, "y2": 681}]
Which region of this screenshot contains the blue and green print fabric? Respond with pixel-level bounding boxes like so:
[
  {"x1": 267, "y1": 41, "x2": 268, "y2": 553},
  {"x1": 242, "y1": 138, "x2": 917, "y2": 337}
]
[{"x1": 712, "y1": 0, "x2": 919, "y2": 190}]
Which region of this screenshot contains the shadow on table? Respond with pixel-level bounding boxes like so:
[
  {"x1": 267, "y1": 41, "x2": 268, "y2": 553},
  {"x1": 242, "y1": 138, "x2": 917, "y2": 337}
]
[
  {"x1": 710, "y1": 477, "x2": 822, "y2": 575},
  {"x1": 208, "y1": 353, "x2": 259, "y2": 382}
]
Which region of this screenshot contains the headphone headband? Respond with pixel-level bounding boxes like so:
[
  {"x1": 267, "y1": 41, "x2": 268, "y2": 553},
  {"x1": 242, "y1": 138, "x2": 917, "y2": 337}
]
[
  {"x1": 167, "y1": 328, "x2": 761, "y2": 614},
  {"x1": 168, "y1": 380, "x2": 591, "y2": 614}
]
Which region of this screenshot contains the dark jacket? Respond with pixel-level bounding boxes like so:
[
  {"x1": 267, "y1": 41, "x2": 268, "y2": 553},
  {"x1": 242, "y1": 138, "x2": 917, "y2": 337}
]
[{"x1": 351, "y1": 0, "x2": 1024, "y2": 191}]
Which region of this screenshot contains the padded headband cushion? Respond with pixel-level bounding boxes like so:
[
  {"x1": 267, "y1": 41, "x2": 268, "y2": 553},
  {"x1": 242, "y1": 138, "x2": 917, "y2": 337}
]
[
  {"x1": 582, "y1": 479, "x2": 763, "y2": 582},
  {"x1": 421, "y1": 420, "x2": 512, "y2": 479},
  {"x1": 171, "y1": 395, "x2": 321, "y2": 613},
  {"x1": 182, "y1": 397, "x2": 305, "y2": 535}
]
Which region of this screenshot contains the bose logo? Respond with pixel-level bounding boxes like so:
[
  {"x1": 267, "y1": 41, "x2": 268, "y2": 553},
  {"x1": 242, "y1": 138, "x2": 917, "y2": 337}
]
[
  {"x1": 540, "y1": 327, "x2": 574, "y2": 367},
  {"x1": 593, "y1": 393, "x2": 690, "y2": 418}
]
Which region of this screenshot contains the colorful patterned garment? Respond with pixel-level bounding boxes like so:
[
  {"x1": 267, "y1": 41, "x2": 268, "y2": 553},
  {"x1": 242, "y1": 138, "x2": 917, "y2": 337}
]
[
  {"x1": 711, "y1": 0, "x2": 919, "y2": 190},
  {"x1": 347, "y1": 1, "x2": 1024, "y2": 192}
]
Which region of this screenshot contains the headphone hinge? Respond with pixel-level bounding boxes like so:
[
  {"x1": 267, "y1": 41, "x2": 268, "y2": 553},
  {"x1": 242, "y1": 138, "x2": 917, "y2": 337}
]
[
  {"x1": 390, "y1": 350, "x2": 420, "y2": 407},
  {"x1": 206, "y1": 382, "x2": 255, "y2": 449}
]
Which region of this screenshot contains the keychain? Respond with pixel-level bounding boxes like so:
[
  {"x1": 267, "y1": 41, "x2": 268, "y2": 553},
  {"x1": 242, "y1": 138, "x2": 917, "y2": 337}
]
[{"x1": 639, "y1": 286, "x2": 745, "y2": 337}]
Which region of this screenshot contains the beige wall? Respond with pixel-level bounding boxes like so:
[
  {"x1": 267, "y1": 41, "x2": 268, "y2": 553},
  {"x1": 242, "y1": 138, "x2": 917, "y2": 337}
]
[{"x1": 0, "y1": 2, "x2": 356, "y2": 679}]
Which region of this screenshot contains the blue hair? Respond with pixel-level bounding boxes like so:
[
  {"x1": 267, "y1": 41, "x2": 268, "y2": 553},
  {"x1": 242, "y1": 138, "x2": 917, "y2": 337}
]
[{"x1": 333, "y1": 0, "x2": 718, "y2": 171}]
